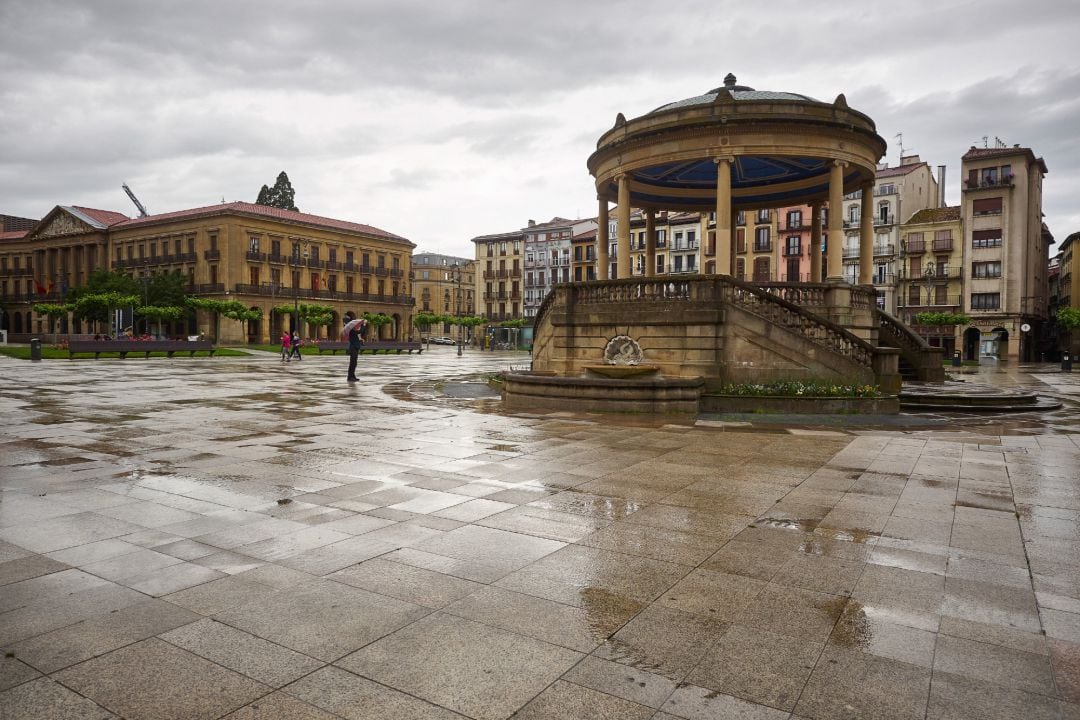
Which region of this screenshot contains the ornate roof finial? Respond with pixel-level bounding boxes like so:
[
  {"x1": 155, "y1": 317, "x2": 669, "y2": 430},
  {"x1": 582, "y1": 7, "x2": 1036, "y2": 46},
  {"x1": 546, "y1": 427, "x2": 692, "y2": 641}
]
[{"x1": 724, "y1": 73, "x2": 737, "y2": 88}]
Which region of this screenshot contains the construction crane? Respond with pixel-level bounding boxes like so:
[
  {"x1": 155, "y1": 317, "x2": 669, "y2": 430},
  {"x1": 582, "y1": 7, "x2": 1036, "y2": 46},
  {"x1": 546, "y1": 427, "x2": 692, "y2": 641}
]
[{"x1": 121, "y1": 183, "x2": 149, "y2": 217}]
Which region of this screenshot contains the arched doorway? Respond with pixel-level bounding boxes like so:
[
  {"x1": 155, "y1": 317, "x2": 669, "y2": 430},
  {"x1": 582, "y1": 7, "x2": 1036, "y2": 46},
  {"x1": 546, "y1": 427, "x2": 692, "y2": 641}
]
[{"x1": 963, "y1": 327, "x2": 980, "y2": 361}]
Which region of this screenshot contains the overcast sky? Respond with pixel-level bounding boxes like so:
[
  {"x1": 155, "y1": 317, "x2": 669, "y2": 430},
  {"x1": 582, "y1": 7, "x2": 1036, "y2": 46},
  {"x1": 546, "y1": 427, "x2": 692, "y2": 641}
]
[{"x1": 2, "y1": 0, "x2": 1078, "y2": 256}]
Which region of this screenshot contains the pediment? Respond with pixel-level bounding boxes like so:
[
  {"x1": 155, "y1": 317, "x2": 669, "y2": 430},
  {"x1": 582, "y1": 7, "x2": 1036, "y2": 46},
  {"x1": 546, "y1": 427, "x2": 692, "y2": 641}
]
[{"x1": 27, "y1": 207, "x2": 98, "y2": 240}]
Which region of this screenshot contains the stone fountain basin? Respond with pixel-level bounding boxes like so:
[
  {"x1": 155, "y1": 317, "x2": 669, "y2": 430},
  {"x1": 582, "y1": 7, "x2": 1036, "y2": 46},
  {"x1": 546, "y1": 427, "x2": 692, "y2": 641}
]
[{"x1": 584, "y1": 364, "x2": 660, "y2": 379}]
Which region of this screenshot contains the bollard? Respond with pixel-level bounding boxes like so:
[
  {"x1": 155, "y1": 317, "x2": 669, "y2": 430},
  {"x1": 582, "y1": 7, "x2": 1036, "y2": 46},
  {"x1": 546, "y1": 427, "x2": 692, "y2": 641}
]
[
  {"x1": 952, "y1": 351, "x2": 961, "y2": 368},
  {"x1": 30, "y1": 338, "x2": 42, "y2": 362},
  {"x1": 1063, "y1": 353, "x2": 1073, "y2": 373}
]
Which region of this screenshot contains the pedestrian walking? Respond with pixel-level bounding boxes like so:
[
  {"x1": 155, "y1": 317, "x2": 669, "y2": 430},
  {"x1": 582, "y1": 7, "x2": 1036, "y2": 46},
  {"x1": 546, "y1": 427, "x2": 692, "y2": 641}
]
[
  {"x1": 280, "y1": 330, "x2": 291, "y2": 362},
  {"x1": 290, "y1": 331, "x2": 303, "y2": 361},
  {"x1": 342, "y1": 312, "x2": 365, "y2": 382}
]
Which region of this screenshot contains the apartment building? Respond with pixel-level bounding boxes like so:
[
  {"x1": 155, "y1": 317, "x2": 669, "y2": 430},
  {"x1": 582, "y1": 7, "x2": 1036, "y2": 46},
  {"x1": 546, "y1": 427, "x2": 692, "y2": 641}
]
[
  {"x1": 959, "y1": 145, "x2": 1050, "y2": 361},
  {"x1": 896, "y1": 206, "x2": 964, "y2": 355},
  {"x1": 471, "y1": 229, "x2": 524, "y2": 322},
  {"x1": 842, "y1": 156, "x2": 940, "y2": 311},
  {"x1": 411, "y1": 252, "x2": 475, "y2": 342}
]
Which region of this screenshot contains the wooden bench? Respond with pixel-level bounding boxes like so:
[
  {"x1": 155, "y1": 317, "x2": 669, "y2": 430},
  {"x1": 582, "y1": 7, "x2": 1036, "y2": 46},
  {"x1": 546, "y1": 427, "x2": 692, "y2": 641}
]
[
  {"x1": 316, "y1": 341, "x2": 424, "y2": 355},
  {"x1": 68, "y1": 340, "x2": 216, "y2": 359}
]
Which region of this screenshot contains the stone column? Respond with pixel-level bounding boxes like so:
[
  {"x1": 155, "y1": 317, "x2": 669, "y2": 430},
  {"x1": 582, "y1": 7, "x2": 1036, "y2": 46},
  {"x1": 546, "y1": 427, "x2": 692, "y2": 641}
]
[
  {"x1": 616, "y1": 174, "x2": 631, "y2": 280},
  {"x1": 596, "y1": 196, "x2": 609, "y2": 281},
  {"x1": 714, "y1": 158, "x2": 732, "y2": 276},
  {"x1": 858, "y1": 180, "x2": 875, "y2": 285},
  {"x1": 826, "y1": 160, "x2": 846, "y2": 281},
  {"x1": 809, "y1": 201, "x2": 823, "y2": 283},
  {"x1": 645, "y1": 210, "x2": 656, "y2": 277}
]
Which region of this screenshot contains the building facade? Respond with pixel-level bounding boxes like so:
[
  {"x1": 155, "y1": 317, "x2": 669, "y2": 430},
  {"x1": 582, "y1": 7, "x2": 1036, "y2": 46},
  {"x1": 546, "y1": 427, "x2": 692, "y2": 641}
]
[
  {"x1": 896, "y1": 206, "x2": 964, "y2": 355},
  {"x1": 959, "y1": 146, "x2": 1050, "y2": 362},
  {"x1": 842, "y1": 156, "x2": 940, "y2": 311},
  {"x1": 0, "y1": 202, "x2": 415, "y2": 343},
  {"x1": 410, "y1": 252, "x2": 475, "y2": 343},
  {"x1": 472, "y1": 229, "x2": 524, "y2": 322}
]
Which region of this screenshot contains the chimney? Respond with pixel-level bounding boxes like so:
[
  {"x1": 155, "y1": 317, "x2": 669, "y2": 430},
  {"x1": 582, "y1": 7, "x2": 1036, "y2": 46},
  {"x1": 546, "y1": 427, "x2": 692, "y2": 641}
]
[
  {"x1": 937, "y1": 165, "x2": 946, "y2": 208},
  {"x1": 527, "y1": 219, "x2": 536, "y2": 227},
  {"x1": 900, "y1": 154, "x2": 921, "y2": 166}
]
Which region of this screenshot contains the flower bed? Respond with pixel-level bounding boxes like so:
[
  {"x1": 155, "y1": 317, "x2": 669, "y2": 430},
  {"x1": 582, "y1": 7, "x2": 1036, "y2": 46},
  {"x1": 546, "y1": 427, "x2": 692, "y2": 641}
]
[{"x1": 702, "y1": 381, "x2": 898, "y2": 414}]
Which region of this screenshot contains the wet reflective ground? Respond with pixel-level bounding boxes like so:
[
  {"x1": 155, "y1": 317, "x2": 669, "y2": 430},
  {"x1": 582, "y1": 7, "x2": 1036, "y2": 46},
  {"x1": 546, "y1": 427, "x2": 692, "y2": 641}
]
[{"x1": 1, "y1": 348, "x2": 1079, "y2": 719}]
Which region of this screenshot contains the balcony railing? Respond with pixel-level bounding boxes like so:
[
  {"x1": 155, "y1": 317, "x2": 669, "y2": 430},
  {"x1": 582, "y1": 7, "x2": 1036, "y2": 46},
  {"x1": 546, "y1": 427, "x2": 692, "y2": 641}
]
[
  {"x1": 752, "y1": 242, "x2": 773, "y2": 253},
  {"x1": 874, "y1": 186, "x2": 898, "y2": 196},
  {"x1": 782, "y1": 245, "x2": 803, "y2": 257},
  {"x1": 963, "y1": 176, "x2": 1014, "y2": 191},
  {"x1": 374, "y1": 267, "x2": 389, "y2": 276},
  {"x1": 898, "y1": 296, "x2": 963, "y2": 309},
  {"x1": 204, "y1": 249, "x2": 220, "y2": 261},
  {"x1": 932, "y1": 238, "x2": 954, "y2": 252},
  {"x1": 245, "y1": 251, "x2": 266, "y2": 262},
  {"x1": 904, "y1": 240, "x2": 926, "y2": 254},
  {"x1": 900, "y1": 266, "x2": 962, "y2": 280},
  {"x1": 874, "y1": 214, "x2": 896, "y2": 226}
]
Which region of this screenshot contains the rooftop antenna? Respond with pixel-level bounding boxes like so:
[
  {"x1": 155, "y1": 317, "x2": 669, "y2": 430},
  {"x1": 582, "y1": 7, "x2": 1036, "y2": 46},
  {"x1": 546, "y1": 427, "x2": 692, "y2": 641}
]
[
  {"x1": 121, "y1": 183, "x2": 149, "y2": 217},
  {"x1": 994, "y1": 136, "x2": 1007, "y2": 148},
  {"x1": 894, "y1": 132, "x2": 904, "y2": 165},
  {"x1": 981, "y1": 136, "x2": 989, "y2": 148}
]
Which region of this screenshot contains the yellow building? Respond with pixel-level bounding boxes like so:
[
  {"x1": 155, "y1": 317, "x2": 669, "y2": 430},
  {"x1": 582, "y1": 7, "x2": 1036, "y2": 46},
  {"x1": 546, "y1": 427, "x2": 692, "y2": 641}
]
[
  {"x1": 0, "y1": 202, "x2": 415, "y2": 343},
  {"x1": 410, "y1": 252, "x2": 475, "y2": 344},
  {"x1": 897, "y1": 206, "x2": 964, "y2": 355}
]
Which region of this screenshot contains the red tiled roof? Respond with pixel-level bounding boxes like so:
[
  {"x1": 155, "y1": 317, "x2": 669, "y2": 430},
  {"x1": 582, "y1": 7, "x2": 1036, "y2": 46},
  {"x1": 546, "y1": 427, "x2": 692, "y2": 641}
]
[
  {"x1": 573, "y1": 228, "x2": 598, "y2": 240},
  {"x1": 112, "y1": 202, "x2": 411, "y2": 245},
  {"x1": 71, "y1": 207, "x2": 130, "y2": 227},
  {"x1": 471, "y1": 229, "x2": 526, "y2": 243},
  {"x1": 875, "y1": 163, "x2": 925, "y2": 179},
  {"x1": 0, "y1": 230, "x2": 28, "y2": 241},
  {"x1": 907, "y1": 206, "x2": 961, "y2": 224},
  {"x1": 962, "y1": 146, "x2": 1047, "y2": 173}
]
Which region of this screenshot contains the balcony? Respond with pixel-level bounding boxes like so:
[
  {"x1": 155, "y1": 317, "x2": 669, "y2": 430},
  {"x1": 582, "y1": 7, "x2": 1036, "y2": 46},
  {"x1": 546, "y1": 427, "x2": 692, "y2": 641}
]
[
  {"x1": 390, "y1": 268, "x2": 404, "y2": 278},
  {"x1": 843, "y1": 219, "x2": 860, "y2": 229},
  {"x1": 190, "y1": 283, "x2": 224, "y2": 294},
  {"x1": 752, "y1": 242, "x2": 773, "y2": 253},
  {"x1": 898, "y1": 296, "x2": 963, "y2": 310},
  {"x1": 900, "y1": 266, "x2": 962, "y2": 280},
  {"x1": 904, "y1": 240, "x2": 926, "y2": 254},
  {"x1": 245, "y1": 251, "x2": 266, "y2": 262},
  {"x1": 932, "y1": 238, "x2": 954, "y2": 252},
  {"x1": 963, "y1": 175, "x2": 1014, "y2": 191},
  {"x1": 782, "y1": 245, "x2": 803, "y2": 257},
  {"x1": 874, "y1": 186, "x2": 898, "y2": 196},
  {"x1": 343, "y1": 261, "x2": 357, "y2": 272},
  {"x1": 874, "y1": 214, "x2": 896, "y2": 226},
  {"x1": 204, "y1": 249, "x2": 220, "y2": 261},
  {"x1": 874, "y1": 244, "x2": 896, "y2": 257},
  {"x1": 842, "y1": 247, "x2": 860, "y2": 260},
  {"x1": 374, "y1": 267, "x2": 389, "y2": 276}
]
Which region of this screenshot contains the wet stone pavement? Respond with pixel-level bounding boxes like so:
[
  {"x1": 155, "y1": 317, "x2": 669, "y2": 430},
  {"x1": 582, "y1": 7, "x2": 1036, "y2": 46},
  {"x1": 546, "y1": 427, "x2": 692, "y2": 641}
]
[{"x1": 1, "y1": 348, "x2": 1079, "y2": 720}]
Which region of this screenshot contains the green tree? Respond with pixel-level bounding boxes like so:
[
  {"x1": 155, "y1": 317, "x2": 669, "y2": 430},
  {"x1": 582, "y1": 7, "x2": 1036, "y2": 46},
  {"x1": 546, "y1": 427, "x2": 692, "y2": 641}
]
[
  {"x1": 273, "y1": 302, "x2": 334, "y2": 339},
  {"x1": 32, "y1": 303, "x2": 71, "y2": 337},
  {"x1": 915, "y1": 312, "x2": 972, "y2": 326},
  {"x1": 1059, "y1": 307, "x2": 1080, "y2": 330},
  {"x1": 362, "y1": 312, "x2": 393, "y2": 340},
  {"x1": 70, "y1": 292, "x2": 140, "y2": 335},
  {"x1": 255, "y1": 171, "x2": 299, "y2": 211},
  {"x1": 67, "y1": 269, "x2": 139, "y2": 303},
  {"x1": 188, "y1": 298, "x2": 261, "y2": 343},
  {"x1": 136, "y1": 305, "x2": 185, "y2": 339}
]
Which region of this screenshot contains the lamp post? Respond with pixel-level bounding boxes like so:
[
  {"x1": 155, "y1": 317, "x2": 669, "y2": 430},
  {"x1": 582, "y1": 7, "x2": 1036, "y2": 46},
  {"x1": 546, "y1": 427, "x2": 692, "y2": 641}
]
[
  {"x1": 452, "y1": 263, "x2": 463, "y2": 356},
  {"x1": 293, "y1": 243, "x2": 309, "y2": 338}
]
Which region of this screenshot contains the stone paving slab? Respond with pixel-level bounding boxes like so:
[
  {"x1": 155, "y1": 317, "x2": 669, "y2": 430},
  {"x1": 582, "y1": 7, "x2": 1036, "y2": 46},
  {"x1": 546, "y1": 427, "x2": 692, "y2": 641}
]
[{"x1": 0, "y1": 351, "x2": 1078, "y2": 719}]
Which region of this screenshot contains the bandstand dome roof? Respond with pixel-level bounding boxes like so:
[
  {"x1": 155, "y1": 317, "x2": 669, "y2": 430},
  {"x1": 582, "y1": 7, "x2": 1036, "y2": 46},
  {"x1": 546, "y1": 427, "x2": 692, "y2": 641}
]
[
  {"x1": 650, "y1": 73, "x2": 820, "y2": 113},
  {"x1": 588, "y1": 73, "x2": 887, "y2": 212}
]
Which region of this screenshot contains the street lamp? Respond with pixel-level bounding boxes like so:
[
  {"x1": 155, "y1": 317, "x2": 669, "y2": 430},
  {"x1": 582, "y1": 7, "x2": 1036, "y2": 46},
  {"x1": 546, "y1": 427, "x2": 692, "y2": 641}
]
[
  {"x1": 293, "y1": 243, "x2": 309, "y2": 338},
  {"x1": 454, "y1": 262, "x2": 463, "y2": 356}
]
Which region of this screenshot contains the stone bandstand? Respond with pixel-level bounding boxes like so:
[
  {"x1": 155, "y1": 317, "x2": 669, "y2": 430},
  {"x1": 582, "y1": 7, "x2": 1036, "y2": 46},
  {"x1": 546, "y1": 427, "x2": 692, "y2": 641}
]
[{"x1": 506, "y1": 75, "x2": 943, "y2": 414}]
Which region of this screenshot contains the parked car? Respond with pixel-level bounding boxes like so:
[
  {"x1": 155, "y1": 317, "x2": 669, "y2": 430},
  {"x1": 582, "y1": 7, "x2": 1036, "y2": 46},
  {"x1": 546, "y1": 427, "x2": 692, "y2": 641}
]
[{"x1": 428, "y1": 336, "x2": 455, "y2": 345}]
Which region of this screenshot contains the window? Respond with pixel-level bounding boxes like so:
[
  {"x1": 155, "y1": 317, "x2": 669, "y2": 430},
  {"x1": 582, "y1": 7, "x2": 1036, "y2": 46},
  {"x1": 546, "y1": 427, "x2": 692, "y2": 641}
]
[
  {"x1": 736, "y1": 211, "x2": 746, "y2": 226},
  {"x1": 735, "y1": 258, "x2": 745, "y2": 280},
  {"x1": 754, "y1": 227, "x2": 771, "y2": 252},
  {"x1": 756, "y1": 209, "x2": 770, "y2": 223},
  {"x1": 249, "y1": 236, "x2": 259, "y2": 252},
  {"x1": 973, "y1": 197, "x2": 1003, "y2": 216},
  {"x1": 249, "y1": 267, "x2": 259, "y2": 285},
  {"x1": 686, "y1": 255, "x2": 696, "y2": 271},
  {"x1": 970, "y1": 292, "x2": 1001, "y2": 310},
  {"x1": 972, "y1": 261, "x2": 1002, "y2": 278},
  {"x1": 674, "y1": 256, "x2": 683, "y2": 272},
  {"x1": 848, "y1": 205, "x2": 860, "y2": 223},
  {"x1": 785, "y1": 237, "x2": 801, "y2": 256},
  {"x1": 674, "y1": 232, "x2": 683, "y2": 250},
  {"x1": 972, "y1": 229, "x2": 1002, "y2": 248},
  {"x1": 935, "y1": 284, "x2": 948, "y2": 305},
  {"x1": 786, "y1": 258, "x2": 800, "y2": 282},
  {"x1": 656, "y1": 229, "x2": 666, "y2": 248},
  {"x1": 787, "y1": 210, "x2": 802, "y2": 229},
  {"x1": 736, "y1": 228, "x2": 746, "y2": 254},
  {"x1": 656, "y1": 255, "x2": 664, "y2": 273}
]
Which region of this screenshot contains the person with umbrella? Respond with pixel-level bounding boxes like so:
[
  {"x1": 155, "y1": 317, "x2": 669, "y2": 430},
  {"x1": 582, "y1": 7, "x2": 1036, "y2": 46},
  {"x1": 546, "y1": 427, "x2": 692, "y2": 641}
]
[{"x1": 341, "y1": 312, "x2": 366, "y2": 383}]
